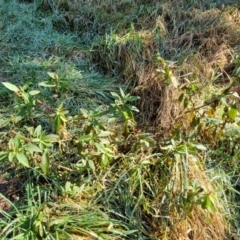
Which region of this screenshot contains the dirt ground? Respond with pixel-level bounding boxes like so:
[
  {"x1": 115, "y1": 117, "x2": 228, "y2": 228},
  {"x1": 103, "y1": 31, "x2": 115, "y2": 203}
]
[{"x1": 0, "y1": 173, "x2": 22, "y2": 211}]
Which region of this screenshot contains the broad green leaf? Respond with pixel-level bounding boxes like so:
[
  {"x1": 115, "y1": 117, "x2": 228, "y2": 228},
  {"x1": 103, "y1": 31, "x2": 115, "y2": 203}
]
[
  {"x1": 98, "y1": 131, "x2": 112, "y2": 137},
  {"x1": 25, "y1": 144, "x2": 42, "y2": 154},
  {"x1": 176, "y1": 145, "x2": 187, "y2": 154},
  {"x1": 228, "y1": 107, "x2": 238, "y2": 120},
  {"x1": 13, "y1": 133, "x2": 21, "y2": 148},
  {"x1": 88, "y1": 160, "x2": 95, "y2": 172},
  {"x1": 99, "y1": 138, "x2": 110, "y2": 145},
  {"x1": 80, "y1": 108, "x2": 89, "y2": 118},
  {"x1": 8, "y1": 151, "x2": 15, "y2": 162},
  {"x1": 201, "y1": 195, "x2": 216, "y2": 214},
  {"x1": 95, "y1": 110, "x2": 109, "y2": 118},
  {"x1": 16, "y1": 152, "x2": 30, "y2": 167},
  {"x1": 101, "y1": 154, "x2": 109, "y2": 166},
  {"x1": 0, "y1": 152, "x2": 7, "y2": 161},
  {"x1": 194, "y1": 144, "x2": 207, "y2": 151},
  {"x1": 22, "y1": 82, "x2": 31, "y2": 91},
  {"x1": 127, "y1": 96, "x2": 140, "y2": 102},
  {"x1": 47, "y1": 72, "x2": 59, "y2": 82},
  {"x1": 104, "y1": 146, "x2": 114, "y2": 154},
  {"x1": 2, "y1": 82, "x2": 20, "y2": 92},
  {"x1": 209, "y1": 193, "x2": 216, "y2": 202},
  {"x1": 48, "y1": 72, "x2": 56, "y2": 79},
  {"x1": 29, "y1": 90, "x2": 40, "y2": 96},
  {"x1": 57, "y1": 102, "x2": 64, "y2": 111},
  {"x1": 78, "y1": 135, "x2": 92, "y2": 141},
  {"x1": 34, "y1": 125, "x2": 42, "y2": 137},
  {"x1": 129, "y1": 105, "x2": 139, "y2": 112},
  {"x1": 22, "y1": 92, "x2": 29, "y2": 103},
  {"x1": 60, "y1": 115, "x2": 68, "y2": 122},
  {"x1": 105, "y1": 148, "x2": 115, "y2": 158},
  {"x1": 41, "y1": 151, "x2": 50, "y2": 175},
  {"x1": 11, "y1": 233, "x2": 25, "y2": 240},
  {"x1": 41, "y1": 141, "x2": 53, "y2": 147},
  {"x1": 38, "y1": 82, "x2": 55, "y2": 87},
  {"x1": 54, "y1": 116, "x2": 61, "y2": 132},
  {"x1": 65, "y1": 181, "x2": 71, "y2": 191},
  {"x1": 95, "y1": 142, "x2": 106, "y2": 153},
  {"x1": 120, "y1": 88, "x2": 125, "y2": 98},
  {"x1": 44, "y1": 134, "x2": 59, "y2": 142},
  {"x1": 111, "y1": 92, "x2": 121, "y2": 100}
]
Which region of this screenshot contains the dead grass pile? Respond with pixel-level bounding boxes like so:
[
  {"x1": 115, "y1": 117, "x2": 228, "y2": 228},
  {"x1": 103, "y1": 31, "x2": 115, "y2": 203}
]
[
  {"x1": 150, "y1": 157, "x2": 229, "y2": 240},
  {"x1": 90, "y1": 2, "x2": 240, "y2": 135},
  {"x1": 171, "y1": 207, "x2": 227, "y2": 240},
  {"x1": 186, "y1": 160, "x2": 227, "y2": 240}
]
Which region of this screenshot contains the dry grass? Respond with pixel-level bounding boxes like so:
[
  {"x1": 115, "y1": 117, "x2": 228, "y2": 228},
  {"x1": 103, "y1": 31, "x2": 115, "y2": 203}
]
[
  {"x1": 88, "y1": 1, "x2": 240, "y2": 136},
  {"x1": 186, "y1": 161, "x2": 227, "y2": 240},
  {"x1": 146, "y1": 157, "x2": 228, "y2": 240}
]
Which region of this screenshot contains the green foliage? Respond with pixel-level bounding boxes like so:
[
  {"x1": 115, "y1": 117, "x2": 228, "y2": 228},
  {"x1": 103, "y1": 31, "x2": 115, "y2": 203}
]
[
  {"x1": 1, "y1": 76, "x2": 140, "y2": 174},
  {"x1": 77, "y1": 107, "x2": 117, "y2": 170},
  {"x1": 39, "y1": 72, "x2": 70, "y2": 93},
  {"x1": 51, "y1": 103, "x2": 69, "y2": 133},
  {"x1": 0, "y1": 125, "x2": 59, "y2": 175},
  {"x1": 2, "y1": 82, "x2": 40, "y2": 120},
  {"x1": 75, "y1": 89, "x2": 140, "y2": 170},
  {"x1": 183, "y1": 181, "x2": 216, "y2": 215},
  {"x1": 110, "y1": 88, "x2": 140, "y2": 136}
]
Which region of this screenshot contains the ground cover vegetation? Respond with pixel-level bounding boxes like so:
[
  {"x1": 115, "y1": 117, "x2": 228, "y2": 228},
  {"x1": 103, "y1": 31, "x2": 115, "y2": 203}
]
[{"x1": 0, "y1": 0, "x2": 240, "y2": 239}]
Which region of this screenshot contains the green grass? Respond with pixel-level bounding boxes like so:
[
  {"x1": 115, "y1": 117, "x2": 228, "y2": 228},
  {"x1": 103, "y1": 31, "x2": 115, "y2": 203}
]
[{"x1": 0, "y1": 0, "x2": 118, "y2": 113}]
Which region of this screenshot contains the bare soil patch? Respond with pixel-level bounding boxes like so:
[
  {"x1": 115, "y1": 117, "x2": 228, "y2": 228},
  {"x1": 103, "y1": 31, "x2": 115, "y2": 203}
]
[{"x1": 0, "y1": 173, "x2": 23, "y2": 211}]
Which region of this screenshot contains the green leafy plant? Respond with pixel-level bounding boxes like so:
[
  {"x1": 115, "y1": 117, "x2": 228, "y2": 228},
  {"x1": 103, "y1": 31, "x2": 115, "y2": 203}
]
[
  {"x1": 50, "y1": 102, "x2": 69, "y2": 133},
  {"x1": 156, "y1": 55, "x2": 178, "y2": 88},
  {"x1": 159, "y1": 133, "x2": 218, "y2": 216},
  {"x1": 39, "y1": 72, "x2": 70, "y2": 93},
  {"x1": 76, "y1": 106, "x2": 117, "y2": 170},
  {"x1": 110, "y1": 88, "x2": 140, "y2": 136},
  {"x1": 2, "y1": 82, "x2": 40, "y2": 120},
  {"x1": 0, "y1": 125, "x2": 59, "y2": 175},
  {"x1": 182, "y1": 181, "x2": 216, "y2": 215}
]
